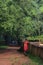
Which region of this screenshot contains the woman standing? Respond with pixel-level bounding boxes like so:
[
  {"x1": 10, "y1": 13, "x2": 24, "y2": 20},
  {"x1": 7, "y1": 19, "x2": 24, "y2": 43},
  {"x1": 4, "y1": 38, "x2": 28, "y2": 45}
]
[{"x1": 23, "y1": 39, "x2": 29, "y2": 55}]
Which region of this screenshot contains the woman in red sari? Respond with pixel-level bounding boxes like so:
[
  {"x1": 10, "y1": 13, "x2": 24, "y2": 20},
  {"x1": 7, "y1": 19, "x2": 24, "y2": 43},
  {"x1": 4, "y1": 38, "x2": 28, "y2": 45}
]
[{"x1": 23, "y1": 39, "x2": 29, "y2": 55}]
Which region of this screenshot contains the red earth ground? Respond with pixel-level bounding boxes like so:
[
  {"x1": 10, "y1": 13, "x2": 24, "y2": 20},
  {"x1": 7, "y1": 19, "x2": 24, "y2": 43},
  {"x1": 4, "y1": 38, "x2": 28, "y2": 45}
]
[{"x1": 0, "y1": 47, "x2": 31, "y2": 65}]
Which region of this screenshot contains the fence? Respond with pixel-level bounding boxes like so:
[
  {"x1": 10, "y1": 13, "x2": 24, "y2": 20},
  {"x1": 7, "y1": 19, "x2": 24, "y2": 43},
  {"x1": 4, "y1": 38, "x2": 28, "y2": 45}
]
[{"x1": 29, "y1": 42, "x2": 43, "y2": 59}]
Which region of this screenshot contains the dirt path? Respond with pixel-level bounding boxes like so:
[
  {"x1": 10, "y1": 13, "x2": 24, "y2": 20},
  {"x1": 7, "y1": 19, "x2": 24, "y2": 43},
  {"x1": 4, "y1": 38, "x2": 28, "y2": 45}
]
[{"x1": 0, "y1": 47, "x2": 31, "y2": 65}]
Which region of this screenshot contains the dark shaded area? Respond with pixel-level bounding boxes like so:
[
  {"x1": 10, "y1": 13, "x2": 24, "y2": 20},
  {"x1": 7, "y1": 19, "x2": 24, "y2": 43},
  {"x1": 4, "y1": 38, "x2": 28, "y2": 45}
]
[
  {"x1": 29, "y1": 40, "x2": 39, "y2": 42},
  {"x1": 3, "y1": 34, "x2": 18, "y2": 46}
]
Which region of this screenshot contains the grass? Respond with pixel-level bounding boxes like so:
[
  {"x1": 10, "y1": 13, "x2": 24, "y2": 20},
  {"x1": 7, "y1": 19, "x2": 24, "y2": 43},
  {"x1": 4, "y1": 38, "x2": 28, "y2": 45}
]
[
  {"x1": 27, "y1": 53, "x2": 43, "y2": 65},
  {"x1": 22, "y1": 52, "x2": 43, "y2": 65},
  {"x1": 0, "y1": 45, "x2": 8, "y2": 49}
]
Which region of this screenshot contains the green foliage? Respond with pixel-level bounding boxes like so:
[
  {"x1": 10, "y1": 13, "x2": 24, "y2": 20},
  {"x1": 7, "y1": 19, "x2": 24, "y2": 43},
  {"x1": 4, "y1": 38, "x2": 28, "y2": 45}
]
[
  {"x1": 0, "y1": 0, "x2": 43, "y2": 41},
  {"x1": 27, "y1": 35, "x2": 43, "y2": 41}
]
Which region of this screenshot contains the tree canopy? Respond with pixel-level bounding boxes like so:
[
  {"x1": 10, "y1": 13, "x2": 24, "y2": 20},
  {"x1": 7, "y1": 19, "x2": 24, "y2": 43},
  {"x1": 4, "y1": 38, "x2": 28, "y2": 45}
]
[{"x1": 0, "y1": 0, "x2": 43, "y2": 41}]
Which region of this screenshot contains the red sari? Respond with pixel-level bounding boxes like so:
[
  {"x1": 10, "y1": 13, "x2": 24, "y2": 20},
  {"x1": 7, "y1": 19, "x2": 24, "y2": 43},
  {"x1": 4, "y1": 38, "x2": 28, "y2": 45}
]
[{"x1": 23, "y1": 40, "x2": 29, "y2": 52}]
